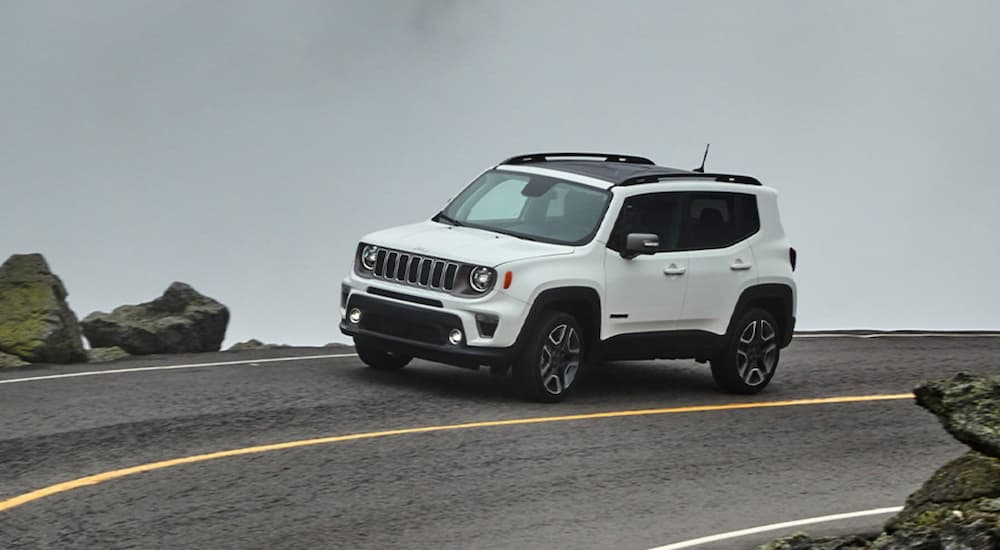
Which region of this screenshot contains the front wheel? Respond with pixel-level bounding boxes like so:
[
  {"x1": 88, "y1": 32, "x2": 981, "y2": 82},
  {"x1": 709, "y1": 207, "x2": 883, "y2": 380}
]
[
  {"x1": 354, "y1": 337, "x2": 412, "y2": 371},
  {"x1": 710, "y1": 308, "x2": 781, "y2": 394},
  {"x1": 512, "y1": 312, "x2": 585, "y2": 403}
]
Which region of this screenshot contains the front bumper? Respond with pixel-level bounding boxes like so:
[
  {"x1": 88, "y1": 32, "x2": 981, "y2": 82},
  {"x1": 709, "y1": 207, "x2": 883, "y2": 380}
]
[{"x1": 340, "y1": 293, "x2": 515, "y2": 369}]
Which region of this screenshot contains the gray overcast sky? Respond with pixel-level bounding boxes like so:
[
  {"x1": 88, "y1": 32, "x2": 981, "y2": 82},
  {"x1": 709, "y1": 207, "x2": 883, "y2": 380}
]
[{"x1": 2, "y1": 1, "x2": 998, "y2": 346}]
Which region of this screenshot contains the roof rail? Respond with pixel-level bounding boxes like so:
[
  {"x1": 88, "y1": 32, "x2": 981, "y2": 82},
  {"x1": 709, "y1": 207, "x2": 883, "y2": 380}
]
[
  {"x1": 617, "y1": 172, "x2": 762, "y2": 187},
  {"x1": 501, "y1": 152, "x2": 656, "y2": 166}
]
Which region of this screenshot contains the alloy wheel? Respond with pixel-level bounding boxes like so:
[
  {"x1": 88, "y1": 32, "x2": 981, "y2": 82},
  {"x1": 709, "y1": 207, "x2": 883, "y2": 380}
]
[
  {"x1": 736, "y1": 319, "x2": 778, "y2": 386},
  {"x1": 538, "y1": 324, "x2": 581, "y2": 395}
]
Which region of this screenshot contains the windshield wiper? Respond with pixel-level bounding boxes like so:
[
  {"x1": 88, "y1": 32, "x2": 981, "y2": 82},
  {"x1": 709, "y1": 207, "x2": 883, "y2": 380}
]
[
  {"x1": 487, "y1": 227, "x2": 542, "y2": 242},
  {"x1": 433, "y1": 212, "x2": 463, "y2": 227}
]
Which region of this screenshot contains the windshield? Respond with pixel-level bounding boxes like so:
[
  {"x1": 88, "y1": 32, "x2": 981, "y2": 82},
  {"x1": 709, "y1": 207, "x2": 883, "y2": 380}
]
[{"x1": 437, "y1": 170, "x2": 610, "y2": 245}]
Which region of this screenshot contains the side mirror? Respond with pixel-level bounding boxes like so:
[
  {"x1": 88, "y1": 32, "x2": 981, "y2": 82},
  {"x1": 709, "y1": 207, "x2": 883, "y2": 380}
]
[{"x1": 622, "y1": 233, "x2": 659, "y2": 259}]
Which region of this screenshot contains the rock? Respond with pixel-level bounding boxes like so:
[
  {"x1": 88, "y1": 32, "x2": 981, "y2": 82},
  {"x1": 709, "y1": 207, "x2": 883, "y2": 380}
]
[
  {"x1": 0, "y1": 351, "x2": 30, "y2": 368},
  {"x1": 914, "y1": 373, "x2": 1000, "y2": 459},
  {"x1": 0, "y1": 253, "x2": 86, "y2": 363},
  {"x1": 758, "y1": 532, "x2": 872, "y2": 549},
  {"x1": 86, "y1": 346, "x2": 131, "y2": 363},
  {"x1": 761, "y1": 372, "x2": 1000, "y2": 550},
  {"x1": 870, "y1": 518, "x2": 1000, "y2": 549},
  {"x1": 324, "y1": 342, "x2": 354, "y2": 351},
  {"x1": 226, "y1": 339, "x2": 290, "y2": 352},
  {"x1": 883, "y1": 451, "x2": 1000, "y2": 535},
  {"x1": 227, "y1": 339, "x2": 267, "y2": 351},
  {"x1": 81, "y1": 282, "x2": 229, "y2": 355}
]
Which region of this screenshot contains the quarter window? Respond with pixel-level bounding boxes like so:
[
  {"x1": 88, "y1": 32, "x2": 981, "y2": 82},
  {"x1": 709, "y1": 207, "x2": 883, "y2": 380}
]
[{"x1": 678, "y1": 192, "x2": 759, "y2": 250}]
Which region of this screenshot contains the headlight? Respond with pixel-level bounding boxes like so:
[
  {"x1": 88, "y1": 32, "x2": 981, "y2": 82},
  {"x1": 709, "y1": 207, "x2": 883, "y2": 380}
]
[
  {"x1": 469, "y1": 266, "x2": 495, "y2": 293},
  {"x1": 360, "y1": 245, "x2": 378, "y2": 271}
]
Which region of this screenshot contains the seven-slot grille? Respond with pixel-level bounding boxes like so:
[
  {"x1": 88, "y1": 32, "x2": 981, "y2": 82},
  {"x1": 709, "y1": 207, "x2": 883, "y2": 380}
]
[{"x1": 371, "y1": 248, "x2": 461, "y2": 291}]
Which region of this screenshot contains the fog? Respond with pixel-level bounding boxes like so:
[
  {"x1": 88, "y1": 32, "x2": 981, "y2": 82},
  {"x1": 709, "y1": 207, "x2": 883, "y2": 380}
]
[{"x1": 2, "y1": 1, "x2": 998, "y2": 346}]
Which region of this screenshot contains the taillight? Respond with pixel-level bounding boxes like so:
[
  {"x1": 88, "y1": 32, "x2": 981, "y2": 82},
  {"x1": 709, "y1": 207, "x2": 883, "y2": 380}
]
[{"x1": 789, "y1": 247, "x2": 797, "y2": 271}]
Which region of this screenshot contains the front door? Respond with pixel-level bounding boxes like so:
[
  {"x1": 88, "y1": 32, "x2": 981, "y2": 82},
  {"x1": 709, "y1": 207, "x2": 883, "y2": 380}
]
[{"x1": 604, "y1": 192, "x2": 689, "y2": 338}]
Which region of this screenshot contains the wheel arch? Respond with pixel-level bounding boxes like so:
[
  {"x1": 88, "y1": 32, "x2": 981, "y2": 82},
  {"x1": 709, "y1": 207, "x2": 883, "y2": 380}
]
[
  {"x1": 728, "y1": 284, "x2": 795, "y2": 348},
  {"x1": 514, "y1": 286, "x2": 602, "y2": 355}
]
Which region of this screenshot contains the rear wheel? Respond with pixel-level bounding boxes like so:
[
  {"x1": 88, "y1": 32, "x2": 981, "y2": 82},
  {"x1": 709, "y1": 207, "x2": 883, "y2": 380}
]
[
  {"x1": 354, "y1": 337, "x2": 412, "y2": 371},
  {"x1": 710, "y1": 308, "x2": 780, "y2": 394},
  {"x1": 512, "y1": 312, "x2": 584, "y2": 403}
]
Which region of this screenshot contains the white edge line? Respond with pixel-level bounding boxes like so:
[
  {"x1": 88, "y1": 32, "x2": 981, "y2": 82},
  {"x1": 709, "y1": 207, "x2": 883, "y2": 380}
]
[
  {"x1": 0, "y1": 353, "x2": 358, "y2": 385},
  {"x1": 795, "y1": 333, "x2": 1000, "y2": 338},
  {"x1": 1, "y1": 332, "x2": 995, "y2": 385},
  {"x1": 647, "y1": 506, "x2": 902, "y2": 550}
]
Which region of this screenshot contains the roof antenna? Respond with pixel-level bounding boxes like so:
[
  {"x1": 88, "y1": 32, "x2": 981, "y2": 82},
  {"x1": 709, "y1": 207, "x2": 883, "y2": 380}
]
[{"x1": 693, "y1": 143, "x2": 710, "y2": 173}]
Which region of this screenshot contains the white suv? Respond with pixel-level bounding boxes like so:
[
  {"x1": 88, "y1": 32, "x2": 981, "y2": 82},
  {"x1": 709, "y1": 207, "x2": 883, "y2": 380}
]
[{"x1": 340, "y1": 153, "x2": 797, "y2": 402}]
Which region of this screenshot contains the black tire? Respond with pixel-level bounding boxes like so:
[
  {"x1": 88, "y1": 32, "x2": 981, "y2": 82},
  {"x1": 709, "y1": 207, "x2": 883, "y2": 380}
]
[
  {"x1": 512, "y1": 311, "x2": 585, "y2": 403},
  {"x1": 354, "y1": 337, "x2": 412, "y2": 371},
  {"x1": 710, "y1": 308, "x2": 781, "y2": 394}
]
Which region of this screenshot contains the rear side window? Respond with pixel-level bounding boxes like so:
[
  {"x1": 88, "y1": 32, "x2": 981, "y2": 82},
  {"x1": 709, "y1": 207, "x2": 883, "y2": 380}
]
[
  {"x1": 607, "y1": 193, "x2": 684, "y2": 253},
  {"x1": 678, "y1": 192, "x2": 759, "y2": 250}
]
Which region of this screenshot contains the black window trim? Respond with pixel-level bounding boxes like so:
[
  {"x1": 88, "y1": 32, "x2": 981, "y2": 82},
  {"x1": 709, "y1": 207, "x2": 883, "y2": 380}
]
[{"x1": 607, "y1": 191, "x2": 760, "y2": 254}]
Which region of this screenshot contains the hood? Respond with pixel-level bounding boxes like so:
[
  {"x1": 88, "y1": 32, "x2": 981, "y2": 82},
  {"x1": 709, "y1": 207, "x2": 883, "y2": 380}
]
[{"x1": 361, "y1": 221, "x2": 573, "y2": 267}]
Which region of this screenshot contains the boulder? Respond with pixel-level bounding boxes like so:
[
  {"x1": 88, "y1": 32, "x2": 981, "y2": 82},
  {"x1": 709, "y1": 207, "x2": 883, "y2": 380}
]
[
  {"x1": 0, "y1": 254, "x2": 86, "y2": 363},
  {"x1": 878, "y1": 451, "x2": 1000, "y2": 546},
  {"x1": 759, "y1": 532, "x2": 872, "y2": 549},
  {"x1": 86, "y1": 346, "x2": 131, "y2": 363},
  {"x1": 0, "y1": 351, "x2": 30, "y2": 368},
  {"x1": 760, "y1": 453, "x2": 1000, "y2": 549},
  {"x1": 914, "y1": 373, "x2": 1000, "y2": 459},
  {"x1": 870, "y1": 518, "x2": 999, "y2": 549},
  {"x1": 81, "y1": 282, "x2": 229, "y2": 355},
  {"x1": 889, "y1": 451, "x2": 1000, "y2": 526},
  {"x1": 761, "y1": 373, "x2": 1000, "y2": 550}
]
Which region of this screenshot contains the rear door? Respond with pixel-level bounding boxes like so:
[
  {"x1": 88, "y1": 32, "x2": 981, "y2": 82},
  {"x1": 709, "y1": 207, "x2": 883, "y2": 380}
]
[
  {"x1": 677, "y1": 192, "x2": 760, "y2": 335},
  {"x1": 604, "y1": 192, "x2": 689, "y2": 337}
]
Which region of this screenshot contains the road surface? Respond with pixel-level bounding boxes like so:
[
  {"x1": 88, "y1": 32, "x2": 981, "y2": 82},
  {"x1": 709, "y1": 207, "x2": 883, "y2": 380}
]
[{"x1": 2, "y1": 336, "x2": 998, "y2": 549}]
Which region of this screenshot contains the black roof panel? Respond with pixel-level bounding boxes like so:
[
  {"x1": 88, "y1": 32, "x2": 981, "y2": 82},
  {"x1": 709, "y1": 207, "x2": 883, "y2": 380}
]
[{"x1": 505, "y1": 160, "x2": 693, "y2": 184}]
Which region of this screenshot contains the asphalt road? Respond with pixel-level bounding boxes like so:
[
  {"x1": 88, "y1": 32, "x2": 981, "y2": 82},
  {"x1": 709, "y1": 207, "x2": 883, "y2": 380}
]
[{"x1": 2, "y1": 336, "x2": 999, "y2": 549}]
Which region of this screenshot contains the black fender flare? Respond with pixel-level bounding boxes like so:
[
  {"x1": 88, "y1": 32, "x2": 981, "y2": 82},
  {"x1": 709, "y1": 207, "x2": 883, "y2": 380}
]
[
  {"x1": 726, "y1": 284, "x2": 796, "y2": 348},
  {"x1": 512, "y1": 286, "x2": 602, "y2": 356}
]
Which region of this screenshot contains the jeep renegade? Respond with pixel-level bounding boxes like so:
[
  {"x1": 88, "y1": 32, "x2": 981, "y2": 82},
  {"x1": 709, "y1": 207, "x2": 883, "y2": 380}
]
[{"x1": 340, "y1": 152, "x2": 797, "y2": 402}]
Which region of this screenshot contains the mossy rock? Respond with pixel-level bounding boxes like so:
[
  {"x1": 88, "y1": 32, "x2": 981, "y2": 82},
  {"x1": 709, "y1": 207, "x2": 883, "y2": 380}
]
[
  {"x1": 0, "y1": 254, "x2": 86, "y2": 363},
  {"x1": 758, "y1": 532, "x2": 872, "y2": 549},
  {"x1": 881, "y1": 450, "x2": 1000, "y2": 548},
  {"x1": 871, "y1": 518, "x2": 1000, "y2": 549},
  {"x1": 0, "y1": 351, "x2": 30, "y2": 368},
  {"x1": 81, "y1": 282, "x2": 229, "y2": 355},
  {"x1": 915, "y1": 373, "x2": 1000, "y2": 459}
]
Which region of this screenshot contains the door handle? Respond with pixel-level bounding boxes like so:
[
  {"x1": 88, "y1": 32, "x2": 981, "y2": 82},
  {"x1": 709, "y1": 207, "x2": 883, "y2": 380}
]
[
  {"x1": 730, "y1": 259, "x2": 752, "y2": 271},
  {"x1": 664, "y1": 264, "x2": 686, "y2": 276}
]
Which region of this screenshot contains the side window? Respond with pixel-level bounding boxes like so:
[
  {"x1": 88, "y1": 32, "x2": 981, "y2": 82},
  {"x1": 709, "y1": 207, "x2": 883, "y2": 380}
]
[
  {"x1": 465, "y1": 178, "x2": 528, "y2": 221},
  {"x1": 607, "y1": 193, "x2": 684, "y2": 253},
  {"x1": 679, "y1": 192, "x2": 760, "y2": 250}
]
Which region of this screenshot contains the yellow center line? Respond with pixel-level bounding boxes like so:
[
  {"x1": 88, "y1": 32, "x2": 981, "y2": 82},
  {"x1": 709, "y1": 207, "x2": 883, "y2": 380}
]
[{"x1": 0, "y1": 393, "x2": 913, "y2": 513}]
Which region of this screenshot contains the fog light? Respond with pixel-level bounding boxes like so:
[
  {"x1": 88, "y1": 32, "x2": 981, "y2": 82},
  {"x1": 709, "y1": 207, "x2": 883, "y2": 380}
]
[
  {"x1": 348, "y1": 308, "x2": 362, "y2": 324},
  {"x1": 448, "y1": 329, "x2": 463, "y2": 345}
]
